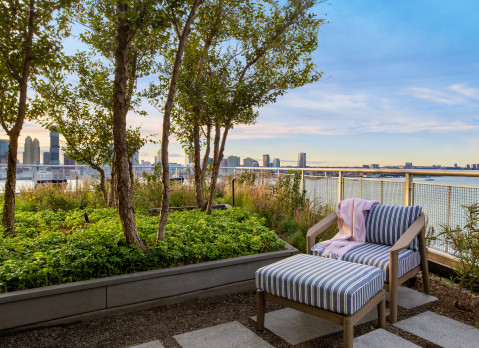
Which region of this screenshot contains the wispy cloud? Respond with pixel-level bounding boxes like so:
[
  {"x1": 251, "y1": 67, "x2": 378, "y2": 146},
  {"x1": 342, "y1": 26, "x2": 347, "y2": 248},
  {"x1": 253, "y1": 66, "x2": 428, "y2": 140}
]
[
  {"x1": 401, "y1": 87, "x2": 464, "y2": 105},
  {"x1": 450, "y1": 84, "x2": 479, "y2": 99}
]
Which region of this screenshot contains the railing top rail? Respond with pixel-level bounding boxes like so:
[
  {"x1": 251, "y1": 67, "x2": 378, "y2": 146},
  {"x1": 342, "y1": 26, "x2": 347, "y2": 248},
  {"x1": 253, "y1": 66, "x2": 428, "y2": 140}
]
[{"x1": 227, "y1": 167, "x2": 479, "y2": 177}]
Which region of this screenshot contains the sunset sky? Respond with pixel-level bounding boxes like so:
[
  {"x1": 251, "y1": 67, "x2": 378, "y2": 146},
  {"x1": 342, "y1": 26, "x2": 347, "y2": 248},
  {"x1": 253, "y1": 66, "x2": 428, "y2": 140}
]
[{"x1": 7, "y1": 0, "x2": 479, "y2": 167}]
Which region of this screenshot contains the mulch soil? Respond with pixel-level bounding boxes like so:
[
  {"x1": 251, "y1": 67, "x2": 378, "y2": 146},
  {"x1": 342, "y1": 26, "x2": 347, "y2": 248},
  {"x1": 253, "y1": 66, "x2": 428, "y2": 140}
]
[{"x1": 0, "y1": 273, "x2": 477, "y2": 348}]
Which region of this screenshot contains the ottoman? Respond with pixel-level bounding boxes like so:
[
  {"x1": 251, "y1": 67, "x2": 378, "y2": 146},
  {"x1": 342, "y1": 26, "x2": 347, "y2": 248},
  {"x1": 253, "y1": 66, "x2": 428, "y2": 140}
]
[{"x1": 255, "y1": 254, "x2": 386, "y2": 348}]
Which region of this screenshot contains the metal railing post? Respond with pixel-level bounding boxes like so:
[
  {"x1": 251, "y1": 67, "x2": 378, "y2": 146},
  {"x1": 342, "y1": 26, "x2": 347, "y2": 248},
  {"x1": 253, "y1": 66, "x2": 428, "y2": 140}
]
[
  {"x1": 338, "y1": 171, "x2": 344, "y2": 202},
  {"x1": 301, "y1": 170, "x2": 305, "y2": 192},
  {"x1": 380, "y1": 181, "x2": 384, "y2": 204},
  {"x1": 404, "y1": 173, "x2": 413, "y2": 206},
  {"x1": 360, "y1": 178, "x2": 363, "y2": 199},
  {"x1": 445, "y1": 185, "x2": 452, "y2": 253}
]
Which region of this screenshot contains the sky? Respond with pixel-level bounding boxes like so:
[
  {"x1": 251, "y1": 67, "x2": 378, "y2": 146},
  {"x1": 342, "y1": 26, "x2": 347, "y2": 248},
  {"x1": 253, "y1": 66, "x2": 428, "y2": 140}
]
[{"x1": 6, "y1": 0, "x2": 479, "y2": 167}]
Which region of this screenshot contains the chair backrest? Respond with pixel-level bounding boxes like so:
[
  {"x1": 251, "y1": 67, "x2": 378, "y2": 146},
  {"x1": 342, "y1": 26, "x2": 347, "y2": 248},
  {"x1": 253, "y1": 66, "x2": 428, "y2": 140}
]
[{"x1": 365, "y1": 205, "x2": 422, "y2": 251}]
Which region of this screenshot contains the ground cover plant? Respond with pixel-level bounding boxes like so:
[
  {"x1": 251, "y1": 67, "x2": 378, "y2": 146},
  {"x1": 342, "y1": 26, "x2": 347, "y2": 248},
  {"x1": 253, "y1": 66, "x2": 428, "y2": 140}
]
[{"x1": 0, "y1": 207, "x2": 285, "y2": 293}]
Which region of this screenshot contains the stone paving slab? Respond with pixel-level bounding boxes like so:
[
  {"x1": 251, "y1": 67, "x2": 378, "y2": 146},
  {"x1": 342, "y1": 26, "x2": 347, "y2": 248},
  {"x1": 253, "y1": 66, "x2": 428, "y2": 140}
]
[
  {"x1": 394, "y1": 311, "x2": 479, "y2": 348},
  {"x1": 173, "y1": 321, "x2": 273, "y2": 348},
  {"x1": 252, "y1": 307, "x2": 388, "y2": 345},
  {"x1": 353, "y1": 329, "x2": 420, "y2": 348},
  {"x1": 129, "y1": 340, "x2": 165, "y2": 348},
  {"x1": 386, "y1": 286, "x2": 437, "y2": 309}
]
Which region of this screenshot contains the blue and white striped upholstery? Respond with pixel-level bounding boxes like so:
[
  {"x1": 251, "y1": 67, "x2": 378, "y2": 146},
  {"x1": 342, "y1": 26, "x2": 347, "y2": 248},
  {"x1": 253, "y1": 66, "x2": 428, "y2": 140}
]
[
  {"x1": 255, "y1": 254, "x2": 384, "y2": 315},
  {"x1": 312, "y1": 243, "x2": 421, "y2": 282},
  {"x1": 365, "y1": 205, "x2": 421, "y2": 251}
]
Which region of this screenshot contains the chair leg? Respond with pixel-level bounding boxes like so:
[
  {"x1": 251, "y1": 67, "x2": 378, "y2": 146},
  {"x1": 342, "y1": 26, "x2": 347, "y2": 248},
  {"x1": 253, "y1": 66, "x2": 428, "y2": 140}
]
[
  {"x1": 419, "y1": 226, "x2": 431, "y2": 294},
  {"x1": 256, "y1": 290, "x2": 265, "y2": 331},
  {"x1": 389, "y1": 280, "x2": 398, "y2": 324},
  {"x1": 378, "y1": 295, "x2": 386, "y2": 329},
  {"x1": 343, "y1": 318, "x2": 353, "y2": 348}
]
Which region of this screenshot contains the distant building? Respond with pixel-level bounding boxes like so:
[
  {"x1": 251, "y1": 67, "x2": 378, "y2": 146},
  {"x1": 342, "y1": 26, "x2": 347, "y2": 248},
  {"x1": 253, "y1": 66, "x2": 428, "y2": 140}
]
[
  {"x1": 132, "y1": 151, "x2": 139, "y2": 165},
  {"x1": 454, "y1": 163, "x2": 458, "y2": 168},
  {"x1": 23, "y1": 136, "x2": 33, "y2": 164},
  {"x1": 32, "y1": 138, "x2": 40, "y2": 164},
  {"x1": 64, "y1": 154, "x2": 76, "y2": 166},
  {"x1": 252, "y1": 160, "x2": 259, "y2": 167},
  {"x1": 243, "y1": 157, "x2": 255, "y2": 167},
  {"x1": 272, "y1": 158, "x2": 280, "y2": 168},
  {"x1": 0, "y1": 139, "x2": 9, "y2": 164},
  {"x1": 405, "y1": 162, "x2": 413, "y2": 169},
  {"x1": 50, "y1": 128, "x2": 60, "y2": 165},
  {"x1": 141, "y1": 160, "x2": 152, "y2": 166},
  {"x1": 370, "y1": 163, "x2": 380, "y2": 169},
  {"x1": 43, "y1": 151, "x2": 51, "y2": 165},
  {"x1": 220, "y1": 158, "x2": 228, "y2": 167},
  {"x1": 185, "y1": 149, "x2": 193, "y2": 166},
  {"x1": 227, "y1": 155, "x2": 240, "y2": 168},
  {"x1": 467, "y1": 164, "x2": 471, "y2": 169},
  {"x1": 263, "y1": 154, "x2": 270, "y2": 167},
  {"x1": 362, "y1": 165, "x2": 370, "y2": 168},
  {"x1": 154, "y1": 150, "x2": 161, "y2": 164},
  {"x1": 297, "y1": 152, "x2": 306, "y2": 168}
]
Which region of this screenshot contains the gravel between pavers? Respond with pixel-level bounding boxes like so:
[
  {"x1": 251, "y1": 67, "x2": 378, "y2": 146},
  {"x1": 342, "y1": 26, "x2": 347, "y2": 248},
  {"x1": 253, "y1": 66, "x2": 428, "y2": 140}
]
[{"x1": 0, "y1": 274, "x2": 477, "y2": 348}]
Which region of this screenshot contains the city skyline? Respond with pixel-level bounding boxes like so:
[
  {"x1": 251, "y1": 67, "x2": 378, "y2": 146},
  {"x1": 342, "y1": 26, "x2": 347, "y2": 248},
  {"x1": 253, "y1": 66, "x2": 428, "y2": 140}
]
[{"x1": 2, "y1": 1, "x2": 479, "y2": 167}]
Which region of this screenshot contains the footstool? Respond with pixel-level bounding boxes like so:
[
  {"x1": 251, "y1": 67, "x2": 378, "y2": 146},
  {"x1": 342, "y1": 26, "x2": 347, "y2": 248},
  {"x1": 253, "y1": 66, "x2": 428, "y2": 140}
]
[{"x1": 255, "y1": 254, "x2": 386, "y2": 348}]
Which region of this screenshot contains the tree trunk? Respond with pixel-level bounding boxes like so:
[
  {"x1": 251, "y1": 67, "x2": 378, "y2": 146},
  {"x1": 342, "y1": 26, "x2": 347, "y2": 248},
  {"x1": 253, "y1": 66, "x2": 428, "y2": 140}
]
[
  {"x1": 113, "y1": 0, "x2": 147, "y2": 252},
  {"x1": 90, "y1": 163, "x2": 108, "y2": 208},
  {"x1": 2, "y1": 132, "x2": 20, "y2": 234},
  {"x1": 157, "y1": 0, "x2": 203, "y2": 243},
  {"x1": 193, "y1": 120, "x2": 204, "y2": 208},
  {"x1": 1, "y1": 0, "x2": 35, "y2": 234},
  {"x1": 206, "y1": 122, "x2": 222, "y2": 214},
  {"x1": 108, "y1": 164, "x2": 116, "y2": 208},
  {"x1": 129, "y1": 158, "x2": 134, "y2": 191},
  {"x1": 198, "y1": 123, "x2": 211, "y2": 210}
]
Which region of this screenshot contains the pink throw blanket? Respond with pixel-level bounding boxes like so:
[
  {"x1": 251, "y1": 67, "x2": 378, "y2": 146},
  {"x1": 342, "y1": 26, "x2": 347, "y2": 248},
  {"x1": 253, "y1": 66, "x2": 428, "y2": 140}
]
[{"x1": 317, "y1": 198, "x2": 379, "y2": 260}]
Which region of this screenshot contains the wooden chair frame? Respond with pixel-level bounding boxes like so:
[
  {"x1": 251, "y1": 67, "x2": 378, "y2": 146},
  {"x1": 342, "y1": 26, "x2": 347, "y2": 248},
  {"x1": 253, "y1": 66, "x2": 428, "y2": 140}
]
[
  {"x1": 256, "y1": 289, "x2": 386, "y2": 348},
  {"x1": 306, "y1": 212, "x2": 430, "y2": 324}
]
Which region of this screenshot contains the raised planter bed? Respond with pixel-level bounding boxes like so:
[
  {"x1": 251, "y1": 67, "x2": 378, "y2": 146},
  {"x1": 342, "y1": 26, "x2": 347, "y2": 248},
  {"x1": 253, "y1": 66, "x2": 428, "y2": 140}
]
[{"x1": 0, "y1": 243, "x2": 297, "y2": 331}]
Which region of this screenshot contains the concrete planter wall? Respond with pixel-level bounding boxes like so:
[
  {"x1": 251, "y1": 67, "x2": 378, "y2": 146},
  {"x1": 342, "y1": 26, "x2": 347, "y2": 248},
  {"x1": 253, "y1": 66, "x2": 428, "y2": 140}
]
[{"x1": 0, "y1": 244, "x2": 297, "y2": 331}]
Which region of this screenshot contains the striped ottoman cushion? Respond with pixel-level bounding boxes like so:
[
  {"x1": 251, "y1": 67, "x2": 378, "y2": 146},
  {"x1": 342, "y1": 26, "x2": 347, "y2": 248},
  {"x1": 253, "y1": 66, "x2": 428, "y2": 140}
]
[
  {"x1": 255, "y1": 254, "x2": 384, "y2": 315},
  {"x1": 365, "y1": 205, "x2": 421, "y2": 251}
]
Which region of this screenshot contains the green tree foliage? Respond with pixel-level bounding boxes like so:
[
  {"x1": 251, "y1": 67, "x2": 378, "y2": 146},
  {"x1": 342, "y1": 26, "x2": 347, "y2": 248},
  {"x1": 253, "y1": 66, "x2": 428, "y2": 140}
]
[
  {"x1": 0, "y1": 0, "x2": 74, "y2": 234},
  {"x1": 169, "y1": 0, "x2": 325, "y2": 214},
  {"x1": 67, "y1": 0, "x2": 169, "y2": 251}
]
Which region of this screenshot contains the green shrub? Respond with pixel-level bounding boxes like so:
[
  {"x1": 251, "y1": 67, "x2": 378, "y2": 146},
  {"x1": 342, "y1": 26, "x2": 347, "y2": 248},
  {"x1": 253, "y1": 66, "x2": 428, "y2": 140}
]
[
  {"x1": 436, "y1": 203, "x2": 479, "y2": 308},
  {"x1": 0, "y1": 207, "x2": 285, "y2": 293}
]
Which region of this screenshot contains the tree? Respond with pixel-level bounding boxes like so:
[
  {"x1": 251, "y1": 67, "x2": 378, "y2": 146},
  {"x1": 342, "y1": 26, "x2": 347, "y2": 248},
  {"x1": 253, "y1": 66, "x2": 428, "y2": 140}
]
[
  {"x1": 172, "y1": 0, "x2": 324, "y2": 213},
  {"x1": 70, "y1": 0, "x2": 168, "y2": 251},
  {"x1": 0, "y1": 0, "x2": 73, "y2": 234},
  {"x1": 148, "y1": 0, "x2": 204, "y2": 243},
  {"x1": 39, "y1": 54, "x2": 148, "y2": 208}
]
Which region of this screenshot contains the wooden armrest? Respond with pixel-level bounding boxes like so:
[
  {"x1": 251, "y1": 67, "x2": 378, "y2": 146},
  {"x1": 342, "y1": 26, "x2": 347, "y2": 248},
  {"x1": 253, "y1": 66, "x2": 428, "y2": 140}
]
[
  {"x1": 306, "y1": 212, "x2": 338, "y2": 253},
  {"x1": 390, "y1": 213, "x2": 425, "y2": 254}
]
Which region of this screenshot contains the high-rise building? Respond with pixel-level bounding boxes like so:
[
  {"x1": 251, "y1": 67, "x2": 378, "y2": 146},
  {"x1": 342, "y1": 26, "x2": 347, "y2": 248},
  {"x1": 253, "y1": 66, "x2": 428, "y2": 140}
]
[
  {"x1": 220, "y1": 158, "x2": 228, "y2": 167},
  {"x1": 64, "y1": 154, "x2": 76, "y2": 165},
  {"x1": 0, "y1": 139, "x2": 9, "y2": 164},
  {"x1": 185, "y1": 149, "x2": 193, "y2": 166},
  {"x1": 405, "y1": 162, "x2": 413, "y2": 169},
  {"x1": 154, "y1": 150, "x2": 161, "y2": 164},
  {"x1": 50, "y1": 128, "x2": 60, "y2": 165},
  {"x1": 32, "y1": 138, "x2": 40, "y2": 164},
  {"x1": 263, "y1": 154, "x2": 270, "y2": 167},
  {"x1": 227, "y1": 155, "x2": 240, "y2": 168},
  {"x1": 43, "y1": 151, "x2": 51, "y2": 165},
  {"x1": 243, "y1": 157, "x2": 255, "y2": 167},
  {"x1": 132, "y1": 151, "x2": 139, "y2": 165},
  {"x1": 297, "y1": 152, "x2": 306, "y2": 168},
  {"x1": 370, "y1": 163, "x2": 380, "y2": 169},
  {"x1": 272, "y1": 158, "x2": 281, "y2": 168},
  {"x1": 23, "y1": 136, "x2": 33, "y2": 164}
]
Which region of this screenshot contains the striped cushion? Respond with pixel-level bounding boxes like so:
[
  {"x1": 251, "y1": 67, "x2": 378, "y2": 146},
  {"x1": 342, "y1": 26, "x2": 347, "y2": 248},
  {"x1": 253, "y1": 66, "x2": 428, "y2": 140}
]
[
  {"x1": 365, "y1": 205, "x2": 421, "y2": 251},
  {"x1": 255, "y1": 254, "x2": 384, "y2": 315},
  {"x1": 339, "y1": 243, "x2": 421, "y2": 282}
]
